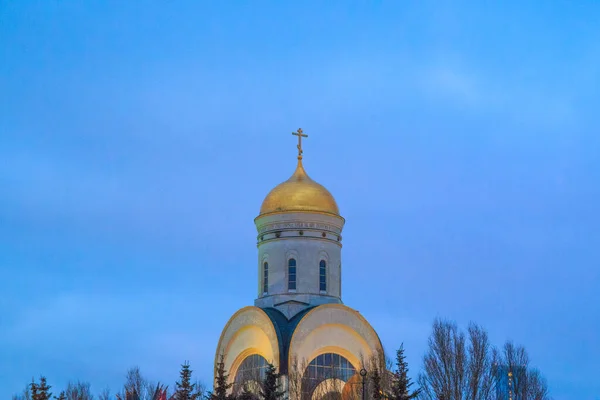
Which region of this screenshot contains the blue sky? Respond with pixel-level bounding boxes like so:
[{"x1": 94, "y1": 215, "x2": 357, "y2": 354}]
[{"x1": 1, "y1": 1, "x2": 599, "y2": 399}]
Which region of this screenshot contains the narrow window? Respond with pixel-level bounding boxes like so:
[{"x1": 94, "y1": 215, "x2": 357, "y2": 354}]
[
  {"x1": 288, "y1": 258, "x2": 296, "y2": 291},
  {"x1": 263, "y1": 262, "x2": 269, "y2": 294},
  {"x1": 319, "y1": 260, "x2": 327, "y2": 292}
]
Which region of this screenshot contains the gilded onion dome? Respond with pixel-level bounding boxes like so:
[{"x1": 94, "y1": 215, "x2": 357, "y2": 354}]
[
  {"x1": 260, "y1": 128, "x2": 339, "y2": 216},
  {"x1": 259, "y1": 158, "x2": 340, "y2": 216}
]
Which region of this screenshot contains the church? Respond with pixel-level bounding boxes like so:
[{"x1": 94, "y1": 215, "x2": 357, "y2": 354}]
[{"x1": 214, "y1": 130, "x2": 384, "y2": 399}]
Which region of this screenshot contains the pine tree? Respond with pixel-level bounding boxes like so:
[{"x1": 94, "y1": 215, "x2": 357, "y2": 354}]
[
  {"x1": 391, "y1": 344, "x2": 421, "y2": 400},
  {"x1": 371, "y1": 366, "x2": 383, "y2": 400},
  {"x1": 173, "y1": 362, "x2": 199, "y2": 400},
  {"x1": 30, "y1": 377, "x2": 52, "y2": 400},
  {"x1": 53, "y1": 392, "x2": 66, "y2": 400},
  {"x1": 259, "y1": 364, "x2": 285, "y2": 400},
  {"x1": 30, "y1": 379, "x2": 39, "y2": 400},
  {"x1": 208, "y1": 354, "x2": 234, "y2": 400}
]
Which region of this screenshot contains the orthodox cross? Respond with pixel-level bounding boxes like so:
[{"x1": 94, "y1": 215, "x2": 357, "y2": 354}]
[{"x1": 292, "y1": 128, "x2": 308, "y2": 158}]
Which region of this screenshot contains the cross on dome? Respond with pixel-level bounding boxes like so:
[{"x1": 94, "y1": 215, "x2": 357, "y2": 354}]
[{"x1": 292, "y1": 128, "x2": 308, "y2": 160}]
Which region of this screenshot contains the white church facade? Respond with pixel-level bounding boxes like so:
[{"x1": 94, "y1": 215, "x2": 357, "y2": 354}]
[{"x1": 215, "y1": 130, "x2": 383, "y2": 399}]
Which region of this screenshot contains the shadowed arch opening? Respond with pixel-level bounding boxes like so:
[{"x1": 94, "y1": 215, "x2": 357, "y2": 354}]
[
  {"x1": 233, "y1": 354, "x2": 268, "y2": 395},
  {"x1": 302, "y1": 353, "x2": 357, "y2": 399}
]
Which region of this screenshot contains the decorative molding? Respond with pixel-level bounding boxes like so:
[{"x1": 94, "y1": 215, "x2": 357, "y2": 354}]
[
  {"x1": 257, "y1": 236, "x2": 343, "y2": 248},
  {"x1": 254, "y1": 210, "x2": 346, "y2": 223},
  {"x1": 258, "y1": 221, "x2": 342, "y2": 235}
]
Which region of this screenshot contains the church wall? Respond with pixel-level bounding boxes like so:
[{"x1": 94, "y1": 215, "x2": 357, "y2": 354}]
[
  {"x1": 254, "y1": 211, "x2": 344, "y2": 312},
  {"x1": 257, "y1": 238, "x2": 341, "y2": 298}
]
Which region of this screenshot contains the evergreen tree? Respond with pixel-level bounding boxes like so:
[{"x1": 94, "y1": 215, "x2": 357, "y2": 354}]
[
  {"x1": 371, "y1": 366, "x2": 383, "y2": 400},
  {"x1": 391, "y1": 344, "x2": 420, "y2": 400},
  {"x1": 259, "y1": 364, "x2": 285, "y2": 400},
  {"x1": 30, "y1": 379, "x2": 39, "y2": 400},
  {"x1": 208, "y1": 354, "x2": 234, "y2": 400},
  {"x1": 31, "y1": 377, "x2": 52, "y2": 400},
  {"x1": 173, "y1": 362, "x2": 199, "y2": 400},
  {"x1": 53, "y1": 392, "x2": 66, "y2": 400}
]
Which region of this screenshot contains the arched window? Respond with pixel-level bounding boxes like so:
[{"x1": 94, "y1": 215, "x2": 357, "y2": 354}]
[
  {"x1": 319, "y1": 260, "x2": 327, "y2": 292},
  {"x1": 234, "y1": 354, "x2": 268, "y2": 395},
  {"x1": 302, "y1": 353, "x2": 356, "y2": 398},
  {"x1": 288, "y1": 258, "x2": 297, "y2": 291},
  {"x1": 263, "y1": 262, "x2": 269, "y2": 294}
]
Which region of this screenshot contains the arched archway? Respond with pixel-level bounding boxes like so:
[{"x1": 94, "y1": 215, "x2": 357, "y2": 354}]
[
  {"x1": 233, "y1": 354, "x2": 269, "y2": 396},
  {"x1": 302, "y1": 353, "x2": 357, "y2": 399}
]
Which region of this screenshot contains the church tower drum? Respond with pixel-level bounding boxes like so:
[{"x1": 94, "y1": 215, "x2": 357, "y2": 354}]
[
  {"x1": 214, "y1": 129, "x2": 384, "y2": 400},
  {"x1": 255, "y1": 129, "x2": 345, "y2": 318}
]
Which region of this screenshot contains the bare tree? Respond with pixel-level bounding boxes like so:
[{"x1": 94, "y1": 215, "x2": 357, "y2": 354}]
[
  {"x1": 418, "y1": 319, "x2": 467, "y2": 400},
  {"x1": 124, "y1": 367, "x2": 147, "y2": 398},
  {"x1": 12, "y1": 385, "x2": 32, "y2": 400},
  {"x1": 418, "y1": 319, "x2": 550, "y2": 400},
  {"x1": 417, "y1": 319, "x2": 498, "y2": 400},
  {"x1": 194, "y1": 380, "x2": 207, "y2": 399},
  {"x1": 288, "y1": 356, "x2": 309, "y2": 400},
  {"x1": 524, "y1": 369, "x2": 549, "y2": 400},
  {"x1": 498, "y1": 341, "x2": 549, "y2": 400},
  {"x1": 97, "y1": 388, "x2": 110, "y2": 400},
  {"x1": 65, "y1": 381, "x2": 94, "y2": 400},
  {"x1": 116, "y1": 366, "x2": 170, "y2": 400},
  {"x1": 501, "y1": 341, "x2": 529, "y2": 398},
  {"x1": 465, "y1": 324, "x2": 497, "y2": 400}
]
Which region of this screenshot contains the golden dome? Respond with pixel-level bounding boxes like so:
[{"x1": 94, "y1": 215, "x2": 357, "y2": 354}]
[{"x1": 259, "y1": 159, "x2": 339, "y2": 216}]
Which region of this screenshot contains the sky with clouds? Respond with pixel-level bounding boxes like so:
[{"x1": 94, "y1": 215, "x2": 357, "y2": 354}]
[{"x1": 1, "y1": 1, "x2": 599, "y2": 399}]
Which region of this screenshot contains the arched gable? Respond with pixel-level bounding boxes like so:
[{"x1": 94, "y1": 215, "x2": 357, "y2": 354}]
[
  {"x1": 214, "y1": 306, "x2": 280, "y2": 384},
  {"x1": 288, "y1": 304, "x2": 384, "y2": 372}
]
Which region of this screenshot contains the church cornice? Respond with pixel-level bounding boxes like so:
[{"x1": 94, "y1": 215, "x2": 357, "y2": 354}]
[
  {"x1": 255, "y1": 209, "x2": 345, "y2": 222},
  {"x1": 257, "y1": 234, "x2": 343, "y2": 248}
]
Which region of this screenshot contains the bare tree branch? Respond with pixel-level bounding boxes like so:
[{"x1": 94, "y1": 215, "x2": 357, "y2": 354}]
[{"x1": 65, "y1": 381, "x2": 94, "y2": 400}]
